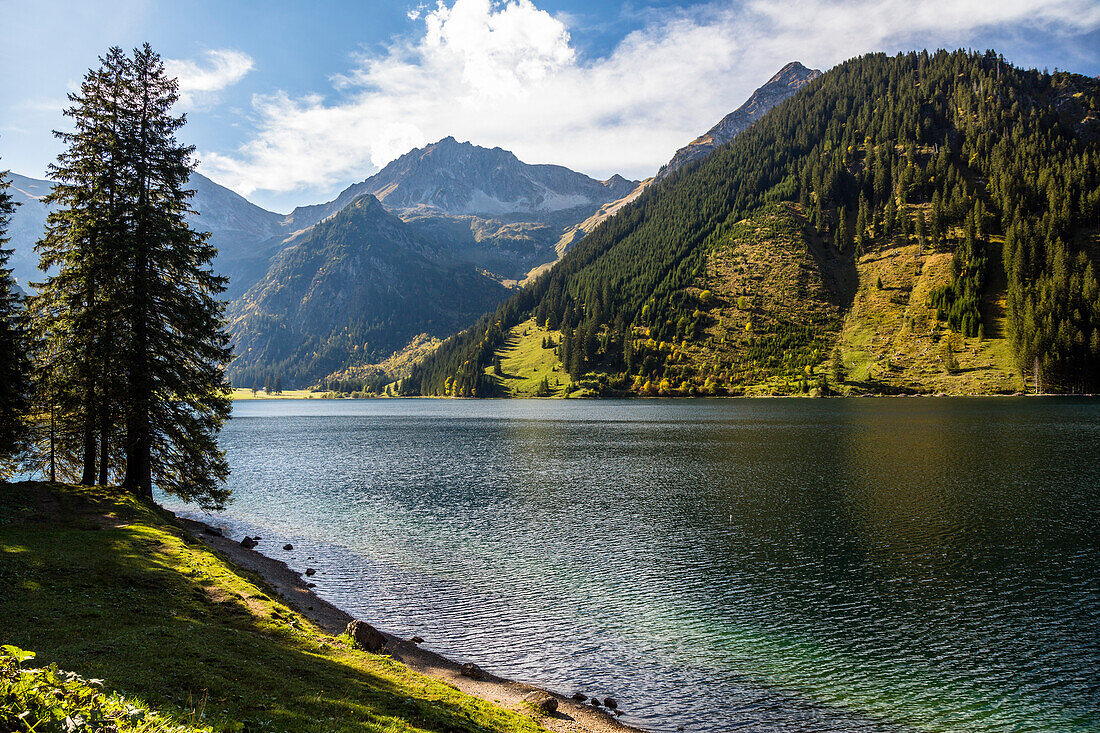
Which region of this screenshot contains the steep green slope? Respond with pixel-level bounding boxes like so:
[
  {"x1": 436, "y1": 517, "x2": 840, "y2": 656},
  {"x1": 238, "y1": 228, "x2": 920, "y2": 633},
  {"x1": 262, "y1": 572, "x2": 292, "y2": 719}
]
[
  {"x1": 228, "y1": 195, "x2": 510, "y2": 387},
  {"x1": 668, "y1": 203, "x2": 846, "y2": 394},
  {"x1": 405, "y1": 50, "x2": 1100, "y2": 397}
]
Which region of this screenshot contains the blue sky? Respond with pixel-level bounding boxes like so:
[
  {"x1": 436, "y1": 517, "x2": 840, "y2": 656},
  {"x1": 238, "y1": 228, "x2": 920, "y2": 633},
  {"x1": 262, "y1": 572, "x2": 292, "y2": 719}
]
[{"x1": 2, "y1": 0, "x2": 1099, "y2": 213}]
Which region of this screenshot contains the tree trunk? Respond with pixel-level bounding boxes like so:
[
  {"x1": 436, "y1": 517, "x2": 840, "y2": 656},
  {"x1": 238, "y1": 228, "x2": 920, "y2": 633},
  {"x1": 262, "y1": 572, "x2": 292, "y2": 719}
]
[
  {"x1": 123, "y1": 428, "x2": 152, "y2": 498},
  {"x1": 49, "y1": 407, "x2": 56, "y2": 483},
  {"x1": 123, "y1": 72, "x2": 154, "y2": 501},
  {"x1": 80, "y1": 420, "x2": 96, "y2": 486},
  {"x1": 97, "y1": 413, "x2": 109, "y2": 486}
]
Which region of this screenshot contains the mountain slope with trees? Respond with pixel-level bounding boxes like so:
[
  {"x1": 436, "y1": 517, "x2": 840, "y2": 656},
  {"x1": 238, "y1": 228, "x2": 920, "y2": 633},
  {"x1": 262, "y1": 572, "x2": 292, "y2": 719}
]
[
  {"x1": 405, "y1": 50, "x2": 1100, "y2": 397},
  {"x1": 228, "y1": 194, "x2": 510, "y2": 388}
]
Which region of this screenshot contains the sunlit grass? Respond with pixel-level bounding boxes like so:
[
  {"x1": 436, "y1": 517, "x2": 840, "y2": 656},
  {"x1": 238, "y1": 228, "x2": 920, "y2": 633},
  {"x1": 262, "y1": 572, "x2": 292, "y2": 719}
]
[
  {"x1": 230, "y1": 388, "x2": 318, "y2": 400},
  {"x1": 0, "y1": 482, "x2": 546, "y2": 733},
  {"x1": 486, "y1": 318, "x2": 567, "y2": 398}
]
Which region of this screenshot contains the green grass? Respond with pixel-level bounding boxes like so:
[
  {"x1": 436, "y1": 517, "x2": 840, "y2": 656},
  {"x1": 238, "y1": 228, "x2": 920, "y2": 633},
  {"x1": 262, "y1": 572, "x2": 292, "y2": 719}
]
[
  {"x1": 836, "y1": 229, "x2": 1022, "y2": 395},
  {"x1": 0, "y1": 482, "x2": 546, "y2": 733},
  {"x1": 485, "y1": 318, "x2": 568, "y2": 398},
  {"x1": 231, "y1": 388, "x2": 318, "y2": 400}
]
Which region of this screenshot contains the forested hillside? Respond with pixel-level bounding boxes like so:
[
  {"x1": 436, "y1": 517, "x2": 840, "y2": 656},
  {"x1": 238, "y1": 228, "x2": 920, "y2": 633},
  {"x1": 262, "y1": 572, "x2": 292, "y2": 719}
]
[
  {"x1": 228, "y1": 195, "x2": 510, "y2": 388},
  {"x1": 403, "y1": 50, "x2": 1100, "y2": 397}
]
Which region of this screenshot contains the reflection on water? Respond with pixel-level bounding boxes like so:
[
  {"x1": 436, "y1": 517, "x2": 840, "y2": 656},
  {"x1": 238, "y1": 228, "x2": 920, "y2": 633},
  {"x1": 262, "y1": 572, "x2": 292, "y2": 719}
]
[{"x1": 161, "y1": 398, "x2": 1100, "y2": 733}]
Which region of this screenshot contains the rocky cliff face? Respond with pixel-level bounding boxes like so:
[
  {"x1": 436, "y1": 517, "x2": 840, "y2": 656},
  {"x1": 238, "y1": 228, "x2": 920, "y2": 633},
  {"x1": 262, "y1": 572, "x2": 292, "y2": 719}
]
[{"x1": 657, "y1": 62, "x2": 822, "y2": 179}]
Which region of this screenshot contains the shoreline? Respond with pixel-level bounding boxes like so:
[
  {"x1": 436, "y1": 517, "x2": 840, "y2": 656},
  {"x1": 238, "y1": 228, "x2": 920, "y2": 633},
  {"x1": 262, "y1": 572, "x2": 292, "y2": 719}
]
[
  {"x1": 232, "y1": 390, "x2": 1092, "y2": 401},
  {"x1": 177, "y1": 514, "x2": 645, "y2": 733}
]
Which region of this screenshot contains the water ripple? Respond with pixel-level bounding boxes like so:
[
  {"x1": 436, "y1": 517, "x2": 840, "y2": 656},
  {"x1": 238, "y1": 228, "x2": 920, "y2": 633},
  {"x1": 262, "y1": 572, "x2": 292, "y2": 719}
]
[{"x1": 164, "y1": 398, "x2": 1100, "y2": 733}]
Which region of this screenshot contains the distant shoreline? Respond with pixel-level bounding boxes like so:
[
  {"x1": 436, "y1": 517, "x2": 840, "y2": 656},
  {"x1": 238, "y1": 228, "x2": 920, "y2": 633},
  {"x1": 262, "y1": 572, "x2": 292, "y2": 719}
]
[{"x1": 231, "y1": 390, "x2": 1090, "y2": 401}]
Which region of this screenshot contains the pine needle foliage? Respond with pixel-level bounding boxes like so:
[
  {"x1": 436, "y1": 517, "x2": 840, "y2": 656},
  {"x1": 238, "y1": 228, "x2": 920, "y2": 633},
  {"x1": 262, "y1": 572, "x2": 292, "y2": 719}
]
[
  {"x1": 0, "y1": 164, "x2": 31, "y2": 473},
  {"x1": 30, "y1": 45, "x2": 232, "y2": 508}
]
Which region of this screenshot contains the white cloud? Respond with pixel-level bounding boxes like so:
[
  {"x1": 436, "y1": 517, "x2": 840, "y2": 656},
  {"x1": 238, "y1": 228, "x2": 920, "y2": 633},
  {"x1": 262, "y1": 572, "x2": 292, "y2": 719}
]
[
  {"x1": 201, "y1": 0, "x2": 1100, "y2": 198},
  {"x1": 165, "y1": 49, "x2": 254, "y2": 109}
]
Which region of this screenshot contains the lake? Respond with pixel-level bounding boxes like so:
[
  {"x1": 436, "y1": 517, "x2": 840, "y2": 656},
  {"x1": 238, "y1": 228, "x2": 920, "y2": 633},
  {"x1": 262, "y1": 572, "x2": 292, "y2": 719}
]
[{"x1": 160, "y1": 398, "x2": 1100, "y2": 733}]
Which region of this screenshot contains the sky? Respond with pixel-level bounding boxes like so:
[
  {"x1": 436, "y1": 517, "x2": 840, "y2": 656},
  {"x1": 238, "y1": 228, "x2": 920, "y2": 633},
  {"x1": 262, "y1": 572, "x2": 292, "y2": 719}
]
[{"x1": 2, "y1": 0, "x2": 1099, "y2": 213}]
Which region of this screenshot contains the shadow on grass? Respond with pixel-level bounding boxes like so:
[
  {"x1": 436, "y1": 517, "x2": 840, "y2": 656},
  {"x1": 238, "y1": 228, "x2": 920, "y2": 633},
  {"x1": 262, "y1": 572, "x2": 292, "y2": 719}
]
[{"x1": 0, "y1": 482, "x2": 542, "y2": 733}]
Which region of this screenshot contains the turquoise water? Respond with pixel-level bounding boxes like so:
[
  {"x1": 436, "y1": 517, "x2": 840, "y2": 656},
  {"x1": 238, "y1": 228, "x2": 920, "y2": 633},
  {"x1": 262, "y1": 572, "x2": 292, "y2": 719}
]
[{"x1": 161, "y1": 398, "x2": 1100, "y2": 732}]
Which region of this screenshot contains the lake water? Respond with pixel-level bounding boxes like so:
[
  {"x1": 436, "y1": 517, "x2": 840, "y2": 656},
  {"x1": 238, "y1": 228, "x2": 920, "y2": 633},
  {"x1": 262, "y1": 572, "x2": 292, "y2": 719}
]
[{"x1": 160, "y1": 398, "x2": 1100, "y2": 733}]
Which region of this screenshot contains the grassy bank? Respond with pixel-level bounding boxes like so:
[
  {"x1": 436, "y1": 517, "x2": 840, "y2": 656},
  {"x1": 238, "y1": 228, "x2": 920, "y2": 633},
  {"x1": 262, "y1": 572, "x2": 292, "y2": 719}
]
[{"x1": 0, "y1": 482, "x2": 546, "y2": 733}]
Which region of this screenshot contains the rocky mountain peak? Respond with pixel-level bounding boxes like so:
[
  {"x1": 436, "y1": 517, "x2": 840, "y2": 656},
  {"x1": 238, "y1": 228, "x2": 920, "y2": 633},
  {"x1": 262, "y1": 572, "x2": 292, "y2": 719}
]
[
  {"x1": 657, "y1": 61, "x2": 822, "y2": 179},
  {"x1": 288, "y1": 138, "x2": 639, "y2": 227},
  {"x1": 767, "y1": 61, "x2": 816, "y2": 86}
]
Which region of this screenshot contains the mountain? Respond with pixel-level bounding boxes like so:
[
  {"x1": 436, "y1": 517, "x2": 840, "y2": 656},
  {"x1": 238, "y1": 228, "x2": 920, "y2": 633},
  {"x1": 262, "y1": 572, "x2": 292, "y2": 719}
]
[
  {"x1": 283, "y1": 137, "x2": 639, "y2": 281},
  {"x1": 226, "y1": 194, "x2": 510, "y2": 388},
  {"x1": 540, "y1": 61, "x2": 822, "y2": 274},
  {"x1": 3, "y1": 171, "x2": 290, "y2": 298},
  {"x1": 287, "y1": 137, "x2": 637, "y2": 226},
  {"x1": 4, "y1": 173, "x2": 53, "y2": 290},
  {"x1": 405, "y1": 50, "x2": 1100, "y2": 398},
  {"x1": 187, "y1": 173, "x2": 290, "y2": 299},
  {"x1": 657, "y1": 61, "x2": 822, "y2": 179}
]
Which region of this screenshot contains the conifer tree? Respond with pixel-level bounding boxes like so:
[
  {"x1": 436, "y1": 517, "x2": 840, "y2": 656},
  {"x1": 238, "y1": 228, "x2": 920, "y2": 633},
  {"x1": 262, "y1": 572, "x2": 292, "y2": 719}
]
[
  {"x1": 117, "y1": 44, "x2": 231, "y2": 507},
  {"x1": 31, "y1": 48, "x2": 129, "y2": 485},
  {"x1": 32, "y1": 45, "x2": 231, "y2": 508},
  {"x1": 0, "y1": 164, "x2": 31, "y2": 473},
  {"x1": 856, "y1": 192, "x2": 870, "y2": 254}
]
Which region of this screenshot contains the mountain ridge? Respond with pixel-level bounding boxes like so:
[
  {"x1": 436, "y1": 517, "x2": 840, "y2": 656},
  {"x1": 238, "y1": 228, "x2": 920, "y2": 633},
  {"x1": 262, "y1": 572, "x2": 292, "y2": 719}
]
[
  {"x1": 3, "y1": 171, "x2": 291, "y2": 298},
  {"x1": 657, "y1": 61, "x2": 822, "y2": 179},
  {"x1": 285, "y1": 136, "x2": 639, "y2": 230}
]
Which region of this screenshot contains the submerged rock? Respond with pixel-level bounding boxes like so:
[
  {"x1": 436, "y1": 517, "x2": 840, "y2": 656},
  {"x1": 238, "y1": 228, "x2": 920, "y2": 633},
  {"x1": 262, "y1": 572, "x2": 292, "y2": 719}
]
[
  {"x1": 523, "y1": 691, "x2": 558, "y2": 714},
  {"x1": 460, "y1": 662, "x2": 489, "y2": 680},
  {"x1": 239, "y1": 536, "x2": 258, "y2": 549},
  {"x1": 590, "y1": 697, "x2": 601, "y2": 707},
  {"x1": 571, "y1": 693, "x2": 586, "y2": 702},
  {"x1": 305, "y1": 568, "x2": 316, "y2": 576},
  {"x1": 345, "y1": 620, "x2": 385, "y2": 653},
  {"x1": 603, "y1": 697, "x2": 618, "y2": 710},
  {"x1": 409, "y1": 635, "x2": 424, "y2": 644},
  {"x1": 283, "y1": 543, "x2": 293, "y2": 551}
]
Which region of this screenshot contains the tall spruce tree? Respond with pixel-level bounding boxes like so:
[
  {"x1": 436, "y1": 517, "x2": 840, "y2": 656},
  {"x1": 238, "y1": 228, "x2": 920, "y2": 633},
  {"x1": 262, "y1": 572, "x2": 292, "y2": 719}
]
[
  {"x1": 32, "y1": 44, "x2": 232, "y2": 508},
  {"x1": 117, "y1": 44, "x2": 231, "y2": 507},
  {"x1": 33, "y1": 47, "x2": 129, "y2": 486},
  {"x1": 0, "y1": 164, "x2": 31, "y2": 474}
]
